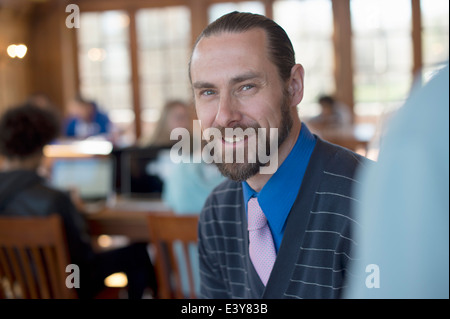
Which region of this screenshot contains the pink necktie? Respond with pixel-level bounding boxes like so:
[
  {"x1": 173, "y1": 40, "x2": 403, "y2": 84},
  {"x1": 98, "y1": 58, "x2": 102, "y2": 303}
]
[{"x1": 248, "y1": 197, "x2": 276, "y2": 286}]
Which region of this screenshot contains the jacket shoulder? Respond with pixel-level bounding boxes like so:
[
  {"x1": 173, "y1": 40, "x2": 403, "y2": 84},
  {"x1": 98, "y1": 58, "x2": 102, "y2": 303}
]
[{"x1": 315, "y1": 138, "x2": 373, "y2": 179}]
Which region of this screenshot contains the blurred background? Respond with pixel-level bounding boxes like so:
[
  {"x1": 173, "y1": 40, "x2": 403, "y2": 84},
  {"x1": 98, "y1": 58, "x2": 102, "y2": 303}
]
[{"x1": 0, "y1": 0, "x2": 448, "y2": 154}]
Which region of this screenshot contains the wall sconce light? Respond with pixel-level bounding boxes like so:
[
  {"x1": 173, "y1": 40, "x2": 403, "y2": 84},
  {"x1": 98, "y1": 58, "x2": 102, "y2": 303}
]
[{"x1": 6, "y1": 44, "x2": 28, "y2": 59}]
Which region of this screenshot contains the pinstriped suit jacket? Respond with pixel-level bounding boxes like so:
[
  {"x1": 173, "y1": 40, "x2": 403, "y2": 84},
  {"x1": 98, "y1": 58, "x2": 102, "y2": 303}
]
[{"x1": 198, "y1": 137, "x2": 371, "y2": 299}]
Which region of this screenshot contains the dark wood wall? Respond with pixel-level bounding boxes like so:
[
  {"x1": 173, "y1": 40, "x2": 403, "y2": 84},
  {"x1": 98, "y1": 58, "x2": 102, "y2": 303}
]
[{"x1": 0, "y1": 0, "x2": 77, "y2": 114}]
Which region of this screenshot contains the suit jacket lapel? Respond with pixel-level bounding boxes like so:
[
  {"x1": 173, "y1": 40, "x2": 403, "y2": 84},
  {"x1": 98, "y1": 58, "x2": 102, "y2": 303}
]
[{"x1": 262, "y1": 138, "x2": 334, "y2": 298}]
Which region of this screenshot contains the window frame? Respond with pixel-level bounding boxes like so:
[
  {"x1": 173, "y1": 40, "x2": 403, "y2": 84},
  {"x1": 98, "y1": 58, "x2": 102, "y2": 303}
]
[{"x1": 74, "y1": 0, "x2": 438, "y2": 140}]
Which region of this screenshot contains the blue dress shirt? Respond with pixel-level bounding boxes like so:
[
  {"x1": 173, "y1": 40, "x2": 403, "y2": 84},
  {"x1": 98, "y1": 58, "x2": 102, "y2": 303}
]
[{"x1": 242, "y1": 123, "x2": 316, "y2": 252}]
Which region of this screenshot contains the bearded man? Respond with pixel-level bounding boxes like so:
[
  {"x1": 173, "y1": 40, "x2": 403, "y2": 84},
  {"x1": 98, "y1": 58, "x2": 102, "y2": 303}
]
[{"x1": 190, "y1": 12, "x2": 370, "y2": 299}]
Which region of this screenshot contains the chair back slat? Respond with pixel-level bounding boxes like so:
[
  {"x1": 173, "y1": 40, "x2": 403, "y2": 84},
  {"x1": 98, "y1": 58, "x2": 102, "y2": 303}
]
[
  {"x1": 182, "y1": 242, "x2": 196, "y2": 299},
  {"x1": 5, "y1": 247, "x2": 27, "y2": 298},
  {"x1": 147, "y1": 214, "x2": 199, "y2": 299},
  {"x1": 0, "y1": 247, "x2": 14, "y2": 298},
  {"x1": 30, "y1": 247, "x2": 51, "y2": 299},
  {"x1": 167, "y1": 240, "x2": 184, "y2": 299},
  {"x1": 18, "y1": 247, "x2": 39, "y2": 298}
]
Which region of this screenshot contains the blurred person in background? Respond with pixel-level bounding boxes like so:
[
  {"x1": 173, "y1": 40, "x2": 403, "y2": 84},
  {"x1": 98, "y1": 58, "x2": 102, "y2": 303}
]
[
  {"x1": 161, "y1": 114, "x2": 224, "y2": 214},
  {"x1": 307, "y1": 94, "x2": 352, "y2": 134},
  {"x1": 162, "y1": 156, "x2": 225, "y2": 215},
  {"x1": 64, "y1": 95, "x2": 113, "y2": 141},
  {"x1": 139, "y1": 99, "x2": 194, "y2": 148},
  {"x1": 0, "y1": 103, "x2": 157, "y2": 299},
  {"x1": 27, "y1": 92, "x2": 57, "y2": 111},
  {"x1": 345, "y1": 65, "x2": 449, "y2": 299},
  {"x1": 319, "y1": 95, "x2": 351, "y2": 126},
  {"x1": 26, "y1": 92, "x2": 63, "y2": 135},
  {"x1": 161, "y1": 144, "x2": 224, "y2": 297}
]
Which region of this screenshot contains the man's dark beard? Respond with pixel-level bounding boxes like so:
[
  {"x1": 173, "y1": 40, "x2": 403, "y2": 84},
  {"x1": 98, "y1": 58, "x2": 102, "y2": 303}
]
[{"x1": 214, "y1": 92, "x2": 293, "y2": 181}]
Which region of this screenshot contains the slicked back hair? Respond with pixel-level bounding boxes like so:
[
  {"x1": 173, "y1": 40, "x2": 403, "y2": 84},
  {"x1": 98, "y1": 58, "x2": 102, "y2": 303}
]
[{"x1": 189, "y1": 11, "x2": 296, "y2": 83}]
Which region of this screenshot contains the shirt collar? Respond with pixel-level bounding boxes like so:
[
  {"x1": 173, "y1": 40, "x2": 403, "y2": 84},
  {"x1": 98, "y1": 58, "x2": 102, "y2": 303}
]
[{"x1": 242, "y1": 123, "x2": 316, "y2": 235}]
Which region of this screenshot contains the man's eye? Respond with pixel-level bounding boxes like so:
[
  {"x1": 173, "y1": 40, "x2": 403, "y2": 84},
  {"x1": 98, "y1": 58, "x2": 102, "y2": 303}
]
[
  {"x1": 201, "y1": 90, "x2": 216, "y2": 96},
  {"x1": 241, "y1": 84, "x2": 254, "y2": 91}
]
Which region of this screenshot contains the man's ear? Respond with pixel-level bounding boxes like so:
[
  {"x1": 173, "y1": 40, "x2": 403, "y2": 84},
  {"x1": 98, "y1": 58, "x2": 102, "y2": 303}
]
[{"x1": 288, "y1": 64, "x2": 305, "y2": 107}]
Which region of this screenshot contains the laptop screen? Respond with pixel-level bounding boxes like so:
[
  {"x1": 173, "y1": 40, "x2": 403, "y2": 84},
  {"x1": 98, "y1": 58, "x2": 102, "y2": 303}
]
[
  {"x1": 113, "y1": 146, "x2": 171, "y2": 199},
  {"x1": 50, "y1": 157, "x2": 113, "y2": 201}
]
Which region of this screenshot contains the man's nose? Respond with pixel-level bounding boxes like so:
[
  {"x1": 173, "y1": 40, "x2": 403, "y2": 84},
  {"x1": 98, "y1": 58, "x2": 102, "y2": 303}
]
[{"x1": 215, "y1": 93, "x2": 242, "y2": 128}]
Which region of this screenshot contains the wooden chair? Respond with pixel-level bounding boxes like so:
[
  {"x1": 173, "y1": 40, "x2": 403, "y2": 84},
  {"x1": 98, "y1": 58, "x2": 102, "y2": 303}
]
[
  {"x1": 0, "y1": 215, "x2": 77, "y2": 299},
  {"x1": 147, "y1": 213, "x2": 199, "y2": 299}
]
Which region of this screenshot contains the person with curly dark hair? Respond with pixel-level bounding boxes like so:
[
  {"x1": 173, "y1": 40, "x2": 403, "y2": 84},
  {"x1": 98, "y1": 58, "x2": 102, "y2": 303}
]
[
  {"x1": 0, "y1": 103, "x2": 60, "y2": 163},
  {"x1": 0, "y1": 103, "x2": 157, "y2": 299}
]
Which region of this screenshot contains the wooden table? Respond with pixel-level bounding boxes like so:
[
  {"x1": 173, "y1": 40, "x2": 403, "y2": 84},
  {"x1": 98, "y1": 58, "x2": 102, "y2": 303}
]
[{"x1": 84, "y1": 198, "x2": 173, "y2": 242}]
